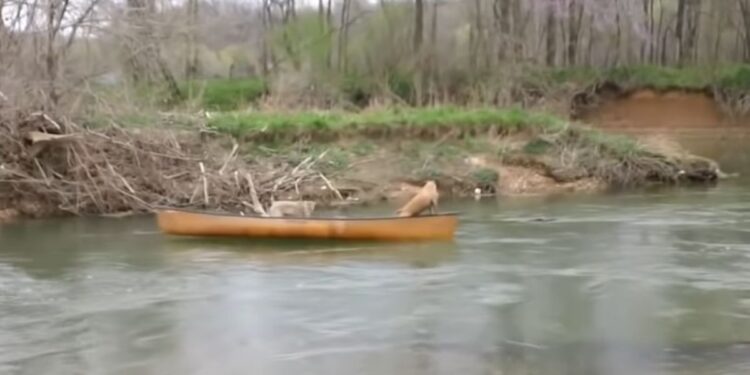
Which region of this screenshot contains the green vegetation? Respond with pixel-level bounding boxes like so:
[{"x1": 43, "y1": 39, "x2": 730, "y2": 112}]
[
  {"x1": 206, "y1": 105, "x2": 698, "y2": 187},
  {"x1": 208, "y1": 106, "x2": 564, "y2": 139},
  {"x1": 471, "y1": 168, "x2": 500, "y2": 190},
  {"x1": 180, "y1": 78, "x2": 267, "y2": 111}
]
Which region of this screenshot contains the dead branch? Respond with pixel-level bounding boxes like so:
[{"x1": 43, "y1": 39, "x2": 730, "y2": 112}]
[
  {"x1": 245, "y1": 172, "x2": 267, "y2": 216},
  {"x1": 318, "y1": 172, "x2": 344, "y2": 200}
]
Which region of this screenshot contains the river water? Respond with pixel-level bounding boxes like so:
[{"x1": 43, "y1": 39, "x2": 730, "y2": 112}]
[{"x1": 2, "y1": 130, "x2": 750, "y2": 375}]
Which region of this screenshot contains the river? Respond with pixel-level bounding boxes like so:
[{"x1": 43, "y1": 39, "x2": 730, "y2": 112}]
[{"x1": 2, "y1": 130, "x2": 750, "y2": 375}]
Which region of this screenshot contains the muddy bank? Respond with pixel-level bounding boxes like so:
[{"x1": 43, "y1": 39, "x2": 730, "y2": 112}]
[
  {"x1": 0, "y1": 113, "x2": 726, "y2": 221},
  {"x1": 570, "y1": 81, "x2": 750, "y2": 129}
]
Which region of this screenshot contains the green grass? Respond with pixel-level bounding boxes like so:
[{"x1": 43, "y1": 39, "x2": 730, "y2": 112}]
[
  {"x1": 181, "y1": 78, "x2": 267, "y2": 111},
  {"x1": 208, "y1": 106, "x2": 566, "y2": 139}
]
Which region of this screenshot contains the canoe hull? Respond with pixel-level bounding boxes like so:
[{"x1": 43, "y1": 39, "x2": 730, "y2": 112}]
[{"x1": 155, "y1": 209, "x2": 459, "y2": 241}]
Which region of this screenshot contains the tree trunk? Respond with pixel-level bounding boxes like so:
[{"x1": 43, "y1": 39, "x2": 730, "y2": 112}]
[
  {"x1": 318, "y1": 0, "x2": 324, "y2": 29},
  {"x1": 676, "y1": 0, "x2": 686, "y2": 63},
  {"x1": 337, "y1": 0, "x2": 351, "y2": 72},
  {"x1": 545, "y1": 4, "x2": 556, "y2": 66},
  {"x1": 739, "y1": 0, "x2": 750, "y2": 61},
  {"x1": 46, "y1": 0, "x2": 59, "y2": 107},
  {"x1": 493, "y1": 0, "x2": 511, "y2": 61},
  {"x1": 414, "y1": 0, "x2": 424, "y2": 51},
  {"x1": 428, "y1": 0, "x2": 438, "y2": 103},
  {"x1": 684, "y1": 0, "x2": 701, "y2": 64},
  {"x1": 185, "y1": 0, "x2": 199, "y2": 79},
  {"x1": 585, "y1": 13, "x2": 595, "y2": 66},
  {"x1": 511, "y1": 0, "x2": 523, "y2": 59},
  {"x1": 326, "y1": 0, "x2": 333, "y2": 68},
  {"x1": 614, "y1": 0, "x2": 622, "y2": 65},
  {"x1": 567, "y1": 0, "x2": 584, "y2": 66},
  {"x1": 260, "y1": 0, "x2": 270, "y2": 75}
]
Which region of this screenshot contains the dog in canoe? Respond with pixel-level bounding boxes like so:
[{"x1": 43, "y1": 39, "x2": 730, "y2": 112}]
[
  {"x1": 396, "y1": 180, "x2": 439, "y2": 217},
  {"x1": 267, "y1": 200, "x2": 317, "y2": 217}
]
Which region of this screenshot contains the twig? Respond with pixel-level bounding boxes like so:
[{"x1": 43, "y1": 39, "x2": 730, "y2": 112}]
[
  {"x1": 33, "y1": 158, "x2": 50, "y2": 187},
  {"x1": 219, "y1": 142, "x2": 239, "y2": 175},
  {"x1": 164, "y1": 171, "x2": 190, "y2": 180},
  {"x1": 189, "y1": 184, "x2": 200, "y2": 204},
  {"x1": 25, "y1": 131, "x2": 78, "y2": 144},
  {"x1": 318, "y1": 173, "x2": 344, "y2": 200},
  {"x1": 29, "y1": 112, "x2": 63, "y2": 132},
  {"x1": 199, "y1": 162, "x2": 209, "y2": 206},
  {"x1": 245, "y1": 172, "x2": 267, "y2": 216},
  {"x1": 290, "y1": 156, "x2": 313, "y2": 176},
  {"x1": 71, "y1": 147, "x2": 105, "y2": 212},
  {"x1": 107, "y1": 161, "x2": 136, "y2": 194}
]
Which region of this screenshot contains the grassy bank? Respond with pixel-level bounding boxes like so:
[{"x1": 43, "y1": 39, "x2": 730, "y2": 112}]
[
  {"x1": 205, "y1": 106, "x2": 720, "y2": 188},
  {"x1": 207, "y1": 107, "x2": 562, "y2": 140}
]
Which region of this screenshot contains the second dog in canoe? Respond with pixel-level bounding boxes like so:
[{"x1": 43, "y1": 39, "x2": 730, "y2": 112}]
[{"x1": 396, "y1": 180, "x2": 439, "y2": 217}]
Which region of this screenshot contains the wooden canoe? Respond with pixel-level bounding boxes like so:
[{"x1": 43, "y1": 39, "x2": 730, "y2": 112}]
[{"x1": 155, "y1": 209, "x2": 459, "y2": 242}]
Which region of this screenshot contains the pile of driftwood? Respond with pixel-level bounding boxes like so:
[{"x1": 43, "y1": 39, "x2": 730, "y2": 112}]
[{"x1": 0, "y1": 113, "x2": 348, "y2": 219}]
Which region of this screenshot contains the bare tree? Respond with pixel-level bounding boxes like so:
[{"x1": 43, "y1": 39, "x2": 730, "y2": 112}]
[{"x1": 414, "y1": 0, "x2": 423, "y2": 51}]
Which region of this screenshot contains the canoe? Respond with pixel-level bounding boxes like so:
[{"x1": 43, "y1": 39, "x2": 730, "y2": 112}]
[{"x1": 155, "y1": 209, "x2": 459, "y2": 242}]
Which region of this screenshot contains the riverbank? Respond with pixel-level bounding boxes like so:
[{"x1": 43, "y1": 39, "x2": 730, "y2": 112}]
[{"x1": 0, "y1": 107, "x2": 727, "y2": 221}]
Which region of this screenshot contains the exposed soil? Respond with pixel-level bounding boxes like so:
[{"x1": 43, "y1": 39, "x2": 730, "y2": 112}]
[
  {"x1": 571, "y1": 82, "x2": 750, "y2": 129},
  {"x1": 464, "y1": 155, "x2": 607, "y2": 196}
]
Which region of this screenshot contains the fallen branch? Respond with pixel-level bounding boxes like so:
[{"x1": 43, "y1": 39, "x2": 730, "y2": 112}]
[
  {"x1": 199, "y1": 162, "x2": 209, "y2": 206},
  {"x1": 25, "y1": 131, "x2": 77, "y2": 144},
  {"x1": 219, "y1": 142, "x2": 239, "y2": 175},
  {"x1": 245, "y1": 172, "x2": 267, "y2": 216},
  {"x1": 319, "y1": 172, "x2": 344, "y2": 200},
  {"x1": 107, "y1": 161, "x2": 136, "y2": 194}
]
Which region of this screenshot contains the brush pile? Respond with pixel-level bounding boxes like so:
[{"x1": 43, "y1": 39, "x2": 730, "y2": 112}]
[{"x1": 0, "y1": 112, "x2": 349, "y2": 219}]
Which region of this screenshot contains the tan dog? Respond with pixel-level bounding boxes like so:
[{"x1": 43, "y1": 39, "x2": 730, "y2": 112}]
[
  {"x1": 267, "y1": 200, "x2": 316, "y2": 218},
  {"x1": 395, "y1": 181, "x2": 439, "y2": 217}
]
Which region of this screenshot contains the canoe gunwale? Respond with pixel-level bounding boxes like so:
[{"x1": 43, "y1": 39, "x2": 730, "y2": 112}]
[{"x1": 154, "y1": 208, "x2": 460, "y2": 222}]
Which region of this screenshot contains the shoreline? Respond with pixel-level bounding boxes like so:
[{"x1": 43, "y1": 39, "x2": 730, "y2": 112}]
[{"x1": 0, "y1": 106, "x2": 729, "y2": 223}]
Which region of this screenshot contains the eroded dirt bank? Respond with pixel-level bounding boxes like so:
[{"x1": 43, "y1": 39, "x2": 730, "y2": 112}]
[
  {"x1": 567, "y1": 82, "x2": 749, "y2": 179},
  {"x1": 571, "y1": 82, "x2": 749, "y2": 129}
]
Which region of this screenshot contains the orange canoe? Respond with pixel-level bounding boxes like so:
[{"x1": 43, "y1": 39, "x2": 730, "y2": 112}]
[{"x1": 155, "y1": 209, "x2": 459, "y2": 242}]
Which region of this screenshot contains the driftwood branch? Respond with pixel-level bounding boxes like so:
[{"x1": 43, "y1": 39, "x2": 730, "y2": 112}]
[
  {"x1": 245, "y1": 172, "x2": 267, "y2": 216},
  {"x1": 219, "y1": 142, "x2": 239, "y2": 175},
  {"x1": 199, "y1": 162, "x2": 209, "y2": 205},
  {"x1": 319, "y1": 172, "x2": 344, "y2": 200}
]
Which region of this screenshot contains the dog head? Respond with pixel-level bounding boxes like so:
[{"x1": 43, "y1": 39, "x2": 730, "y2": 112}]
[{"x1": 423, "y1": 180, "x2": 437, "y2": 193}]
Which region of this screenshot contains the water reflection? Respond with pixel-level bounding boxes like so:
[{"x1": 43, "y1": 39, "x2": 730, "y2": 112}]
[{"x1": 164, "y1": 238, "x2": 457, "y2": 268}]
